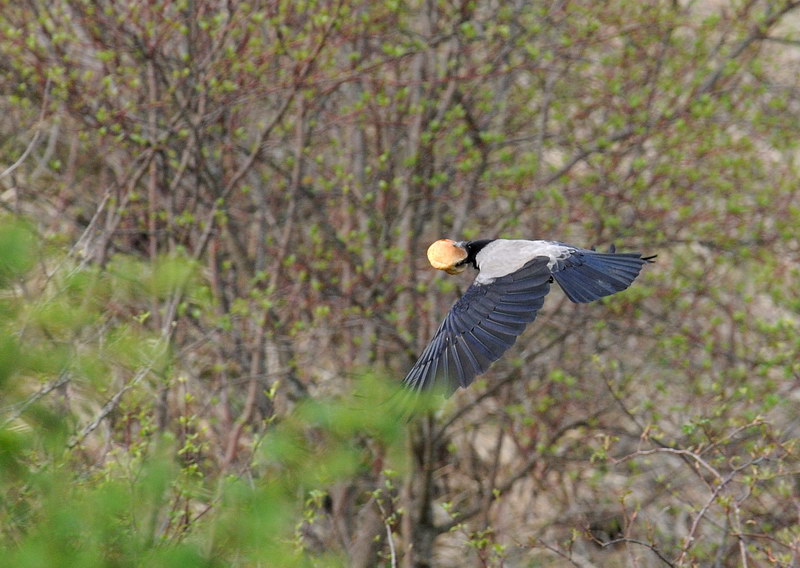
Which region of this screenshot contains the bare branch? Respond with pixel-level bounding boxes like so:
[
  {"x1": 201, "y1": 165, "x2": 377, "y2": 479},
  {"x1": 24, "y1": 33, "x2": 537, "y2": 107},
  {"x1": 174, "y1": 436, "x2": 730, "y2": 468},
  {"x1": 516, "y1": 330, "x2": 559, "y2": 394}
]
[{"x1": 0, "y1": 78, "x2": 50, "y2": 180}]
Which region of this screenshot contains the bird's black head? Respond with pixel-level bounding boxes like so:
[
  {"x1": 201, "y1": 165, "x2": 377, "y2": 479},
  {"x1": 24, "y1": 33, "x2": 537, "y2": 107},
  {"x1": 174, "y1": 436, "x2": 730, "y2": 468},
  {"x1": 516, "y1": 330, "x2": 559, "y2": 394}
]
[{"x1": 459, "y1": 239, "x2": 495, "y2": 270}]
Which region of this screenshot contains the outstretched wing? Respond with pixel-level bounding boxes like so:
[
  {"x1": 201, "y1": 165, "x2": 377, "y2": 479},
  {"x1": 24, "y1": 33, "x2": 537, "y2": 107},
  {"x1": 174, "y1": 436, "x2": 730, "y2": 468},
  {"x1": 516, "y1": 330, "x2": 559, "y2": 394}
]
[
  {"x1": 551, "y1": 246, "x2": 653, "y2": 303},
  {"x1": 402, "y1": 257, "x2": 551, "y2": 395}
]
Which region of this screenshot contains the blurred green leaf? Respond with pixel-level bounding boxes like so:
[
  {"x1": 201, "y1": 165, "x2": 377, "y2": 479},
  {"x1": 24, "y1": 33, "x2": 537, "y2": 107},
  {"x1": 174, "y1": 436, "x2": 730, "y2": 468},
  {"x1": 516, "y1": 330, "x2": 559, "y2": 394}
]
[{"x1": 0, "y1": 219, "x2": 35, "y2": 287}]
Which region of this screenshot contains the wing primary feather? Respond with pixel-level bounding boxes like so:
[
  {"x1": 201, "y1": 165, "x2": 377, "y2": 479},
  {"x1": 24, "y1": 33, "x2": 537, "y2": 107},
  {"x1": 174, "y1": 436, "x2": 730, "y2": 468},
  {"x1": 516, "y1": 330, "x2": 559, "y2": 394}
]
[{"x1": 453, "y1": 336, "x2": 480, "y2": 382}]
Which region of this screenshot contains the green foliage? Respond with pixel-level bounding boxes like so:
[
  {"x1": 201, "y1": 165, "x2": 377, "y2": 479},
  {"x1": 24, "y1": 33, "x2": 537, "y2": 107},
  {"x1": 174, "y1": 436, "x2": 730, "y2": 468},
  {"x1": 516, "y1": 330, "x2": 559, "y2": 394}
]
[
  {"x1": 0, "y1": 220, "x2": 405, "y2": 565},
  {"x1": 0, "y1": 219, "x2": 36, "y2": 287}
]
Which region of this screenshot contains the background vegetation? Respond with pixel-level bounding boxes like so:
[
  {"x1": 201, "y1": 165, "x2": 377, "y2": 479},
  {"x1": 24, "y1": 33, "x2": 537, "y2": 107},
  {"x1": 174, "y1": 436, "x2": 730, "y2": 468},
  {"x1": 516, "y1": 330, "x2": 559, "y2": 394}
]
[{"x1": 2, "y1": 0, "x2": 799, "y2": 566}]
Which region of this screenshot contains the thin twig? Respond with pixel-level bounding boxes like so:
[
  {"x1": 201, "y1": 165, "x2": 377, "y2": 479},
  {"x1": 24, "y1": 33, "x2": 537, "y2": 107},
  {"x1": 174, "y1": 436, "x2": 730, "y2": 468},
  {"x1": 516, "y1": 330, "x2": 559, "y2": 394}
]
[
  {"x1": 68, "y1": 334, "x2": 170, "y2": 448},
  {"x1": 1, "y1": 78, "x2": 51, "y2": 180},
  {"x1": 0, "y1": 370, "x2": 70, "y2": 428},
  {"x1": 599, "y1": 537, "x2": 675, "y2": 567},
  {"x1": 612, "y1": 447, "x2": 723, "y2": 484},
  {"x1": 374, "y1": 497, "x2": 397, "y2": 568}
]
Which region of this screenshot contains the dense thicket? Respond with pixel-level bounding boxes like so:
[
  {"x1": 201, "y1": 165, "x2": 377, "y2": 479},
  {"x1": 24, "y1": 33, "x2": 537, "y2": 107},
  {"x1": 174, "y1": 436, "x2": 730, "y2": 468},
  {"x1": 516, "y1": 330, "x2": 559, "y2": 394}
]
[{"x1": 2, "y1": 1, "x2": 799, "y2": 566}]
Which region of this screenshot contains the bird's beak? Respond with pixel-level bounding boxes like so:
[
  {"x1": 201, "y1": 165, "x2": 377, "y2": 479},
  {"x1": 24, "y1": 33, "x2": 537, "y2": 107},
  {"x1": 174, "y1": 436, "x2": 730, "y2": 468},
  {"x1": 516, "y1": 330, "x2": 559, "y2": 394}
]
[{"x1": 427, "y1": 239, "x2": 468, "y2": 274}]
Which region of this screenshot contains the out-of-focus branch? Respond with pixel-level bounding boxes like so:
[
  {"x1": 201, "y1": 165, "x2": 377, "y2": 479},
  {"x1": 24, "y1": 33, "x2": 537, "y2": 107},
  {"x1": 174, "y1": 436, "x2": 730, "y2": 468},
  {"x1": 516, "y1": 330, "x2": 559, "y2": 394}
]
[
  {"x1": 0, "y1": 77, "x2": 50, "y2": 181},
  {"x1": 0, "y1": 370, "x2": 70, "y2": 429}
]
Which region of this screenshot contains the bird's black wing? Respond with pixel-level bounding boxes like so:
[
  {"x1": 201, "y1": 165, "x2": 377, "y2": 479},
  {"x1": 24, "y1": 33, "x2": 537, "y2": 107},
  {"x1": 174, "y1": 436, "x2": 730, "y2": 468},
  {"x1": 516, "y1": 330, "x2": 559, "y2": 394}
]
[
  {"x1": 402, "y1": 257, "x2": 551, "y2": 395},
  {"x1": 551, "y1": 246, "x2": 653, "y2": 303}
]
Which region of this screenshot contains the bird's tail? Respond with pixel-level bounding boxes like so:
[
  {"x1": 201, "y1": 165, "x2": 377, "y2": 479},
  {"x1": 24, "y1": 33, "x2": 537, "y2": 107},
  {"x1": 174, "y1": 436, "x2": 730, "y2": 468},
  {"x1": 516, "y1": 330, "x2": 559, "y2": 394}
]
[{"x1": 552, "y1": 247, "x2": 655, "y2": 303}]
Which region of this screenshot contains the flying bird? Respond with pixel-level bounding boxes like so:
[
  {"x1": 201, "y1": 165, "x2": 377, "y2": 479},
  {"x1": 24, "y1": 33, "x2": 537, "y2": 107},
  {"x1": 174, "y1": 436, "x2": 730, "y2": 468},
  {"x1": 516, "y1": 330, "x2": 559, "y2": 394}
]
[{"x1": 402, "y1": 238, "x2": 654, "y2": 395}]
